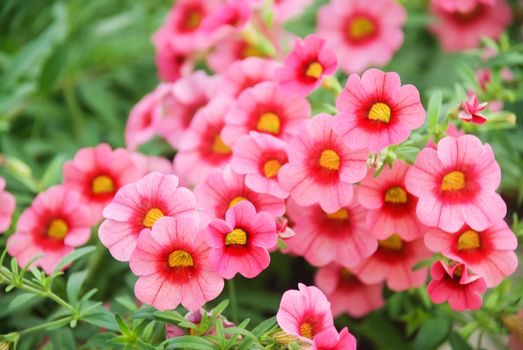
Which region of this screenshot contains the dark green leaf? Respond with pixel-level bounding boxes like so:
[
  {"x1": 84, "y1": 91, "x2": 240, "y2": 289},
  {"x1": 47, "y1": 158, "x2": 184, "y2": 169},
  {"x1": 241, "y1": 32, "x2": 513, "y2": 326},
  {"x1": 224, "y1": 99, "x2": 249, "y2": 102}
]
[{"x1": 413, "y1": 316, "x2": 451, "y2": 350}]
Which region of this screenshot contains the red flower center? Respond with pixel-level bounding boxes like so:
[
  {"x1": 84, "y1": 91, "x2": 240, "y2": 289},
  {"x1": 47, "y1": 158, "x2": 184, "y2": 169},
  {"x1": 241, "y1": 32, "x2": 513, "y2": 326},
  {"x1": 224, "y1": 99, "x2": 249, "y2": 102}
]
[
  {"x1": 325, "y1": 208, "x2": 349, "y2": 221},
  {"x1": 181, "y1": 9, "x2": 203, "y2": 32},
  {"x1": 347, "y1": 16, "x2": 376, "y2": 42}
]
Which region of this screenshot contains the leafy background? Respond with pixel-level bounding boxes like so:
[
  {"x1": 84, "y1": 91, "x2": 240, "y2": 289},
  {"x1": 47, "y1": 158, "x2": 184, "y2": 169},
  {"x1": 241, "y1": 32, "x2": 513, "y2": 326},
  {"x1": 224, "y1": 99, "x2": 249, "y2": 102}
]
[{"x1": 1, "y1": 0, "x2": 523, "y2": 349}]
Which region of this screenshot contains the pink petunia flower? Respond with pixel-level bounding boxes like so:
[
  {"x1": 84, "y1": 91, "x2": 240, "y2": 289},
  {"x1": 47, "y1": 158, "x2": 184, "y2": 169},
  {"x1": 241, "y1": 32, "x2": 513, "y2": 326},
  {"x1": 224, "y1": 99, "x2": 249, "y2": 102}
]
[
  {"x1": 99, "y1": 172, "x2": 198, "y2": 262},
  {"x1": 315, "y1": 263, "x2": 385, "y2": 318},
  {"x1": 200, "y1": 0, "x2": 251, "y2": 41},
  {"x1": 332, "y1": 69, "x2": 426, "y2": 153},
  {"x1": 279, "y1": 114, "x2": 368, "y2": 213},
  {"x1": 270, "y1": 0, "x2": 314, "y2": 23},
  {"x1": 276, "y1": 34, "x2": 337, "y2": 96},
  {"x1": 218, "y1": 57, "x2": 280, "y2": 98},
  {"x1": 317, "y1": 0, "x2": 406, "y2": 73},
  {"x1": 194, "y1": 166, "x2": 286, "y2": 224},
  {"x1": 430, "y1": 0, "x2": 512, "y2": 52},
  {"x1": 159, "y1": 0, "x2": 220, "y2": 54},
  {"x1": 154, "y1": 71, "x2": 216, "y2": 149},
  {"x1": 432, "y1": 0, "x2": 495, "y2": 12},
  {"x1": 230, "y1": 131, "x2": 289, "y2": 199},
  {"x1": 353, "y1": 235, "x2": 431, "y2": 291},
  {"x1": 7, "y1": 186, "x2": 92, "y2": 274},
  {"x1": 129, "y1": 216, "x2": 224, "y2": 311},
  {"x1": 276, "y1": 283, "x2": 336, "y2": 340},
  {"x1": 125, "y1": 88, "x2": 162, "y2": 151},
  {"x1": 405, "y1": 135, "x2": 506, "y2": 233},
  {"x1": 424, "y1": 221, "x2": 518, "y2": 287},
  {"x1": 358, "y1": 160, "x2": 426, "y2": 241},
  {"x1": 459, "y1": 94, "x2": 488, "y2": 125},
  {"x1": 427, "y1": 261, "x2": 487, "y2": 311},
  {"x1": 0, "y1": 177, "x2": 16, "y2": 233},
  {"x1": 152, "y1": 28, "x2": 192, "y2": 83},
  {"x1": 174, "y1": 97, "x2": 234, "y2": 185},
  {"x1": 205, "y1": 201, "x2": 277, "y2": 278},
  {"x1": 313, "y1": 327, "x2": 357, "y2": 350},
  {"x1": 285, "y1": 198, "x2": 377, "y2": 268},
  {"x1": 63, "y1": 144, "x2": 143, "y2": 220},
  {"x1": 222, "y1": 81, "x2": 311, "y2": 148}
]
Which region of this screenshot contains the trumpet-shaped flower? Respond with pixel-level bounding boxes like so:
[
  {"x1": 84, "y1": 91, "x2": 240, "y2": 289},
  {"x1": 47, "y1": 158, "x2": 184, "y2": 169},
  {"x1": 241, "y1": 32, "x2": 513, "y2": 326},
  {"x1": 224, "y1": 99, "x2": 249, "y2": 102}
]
[
  {"x1": 129, "y1": 216, "x2": 224, "y2": 311},
  {"x1": 205, "y1": 201, "x2": 277, "y2": 278},
  {"x1": 8, "y1": 186, "x2": 92, "y2": 274},
  {"x1": 279, "y1": 114, "x2": 368, "y2": 213},
  {"x1": 332, "y1": 69, "x2": 425, "y2": 153},
  {"x1": 313, "y1": 327, "x2": 357, "y2": 350},
  {"x1": 358, "y1": 160, "x2": 426, "y2": 241},
  {"x1": 406, "y1": 135, "x2": 506, "y2": 233},
  {"x1": 425, "y1": 221, "x2": 518, "y2": 287},
  {"x1": 277, "y1": 284, "x2": 336, "y2": 340},
  {"x1": 427, "y1": 261, "x2": 487, "y2": 311},
  {"x1": 99, "y1": 172, "x2": 198, "y2": 261}
]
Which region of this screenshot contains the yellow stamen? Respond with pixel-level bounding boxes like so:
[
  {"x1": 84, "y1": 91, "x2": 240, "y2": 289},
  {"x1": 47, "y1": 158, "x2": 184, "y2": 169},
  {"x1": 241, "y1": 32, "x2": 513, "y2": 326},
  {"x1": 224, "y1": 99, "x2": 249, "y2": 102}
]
[
  {"x1": 225, "y1": 228, "x2": 247, "y2": 246},
  {"x1": 92, "y1": 175, "x2": 114, "y2": 195},
  {"x1": 185, "y1": 11, "x2": 202, "y2": 30},
  {"x1": 47, "y1": 219, "x2": 68, "y2": 240},
  {"x1": 143, "y1": 208, "x2": 164, "y2": 228},
  {"x1": 263, "y1": 159, "x2": 282, "y2": 178},
  {"x1": 368, "y1": 102, "x2": 392, "y2": 123},
  {"x1": 229, "y1": 196, "x2": 247, "y2": 209},
  {"x1": 168, "y1": 250, "x2": 194, "y2": 268},
  {"x1": 385, "y1": 186, "x2": 408, "y2": 204},
  {"x1": 326, "y1": 208, "x2": 349, "y2": 220},
  {"x1": 319, "y1": 149, "x2": 340, "y2": 170},
  {"x1": 212, "y1": 135, "x2": 232, "y2": 155},
  {"x1": 300, "y1": 322, "x2": 314, "y2": 339},
  {"x1": 348, "y1": 17, "x2": 375, "y2": 41},
  {"x1": 441, "y1": 171, "x2": 465, "y2": 191},
  {"x1": 305, "y1": 62, "x2": 323, "y2": 79},
  {"x1": 242, "y1": 45, "x2": 266, "y2": 58},
  {"x1": 379, "y1": 234, "x2": 404, "y2": 251},
  {"x1": 256, "y1": 112, "x2": 281, "y2": 134},
  {"x1": 458, "y1": 230, "x2": 481, "y2": 250}
]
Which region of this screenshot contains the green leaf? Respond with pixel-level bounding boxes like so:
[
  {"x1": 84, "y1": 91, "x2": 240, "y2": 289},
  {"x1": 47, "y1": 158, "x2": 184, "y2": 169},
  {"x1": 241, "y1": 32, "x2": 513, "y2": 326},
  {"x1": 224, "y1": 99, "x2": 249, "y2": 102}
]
[
  {"x1": 449, "y1": 331, "x2": 473, "y2": 350},
  {"x1": 427, "y1": 90, "x2": 443, "y2": 129},
  {"x1": 39, "y1": 154, "x2": 67, "y2": 190},
  {"x1": 52, "y1": 246, "x2": 96, "y2": 274},
  {"x1": 413, "y1": 316, "x2": 451, "y2": 350},
  {"x1": 66, "y1": 270, "x2": 88, "y2": 304},
  {"x1": 211, "y1": 299, "x2": 229, "y2": 317},
  {"x1": 251, "y1": 316, "x2": 277, "y2": 337},
  {"x1": 83, "y1": 308, "x2": 119, "y2": 332},
  {"x1": 164, "y1": 336, "x2": 217, "y2": 350},
  {"x1": 115, "y1": 314, "x2": 131, "y2": 335},
  {"x1": 8, "y1": 293, "x2": 36, "y2": 311}
]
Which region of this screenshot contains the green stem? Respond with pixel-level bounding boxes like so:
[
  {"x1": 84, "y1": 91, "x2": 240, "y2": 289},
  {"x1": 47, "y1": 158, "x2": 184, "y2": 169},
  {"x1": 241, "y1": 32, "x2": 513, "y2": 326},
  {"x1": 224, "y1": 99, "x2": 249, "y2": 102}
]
[
  {"x1": 228, "y1": 279, "x2": 239, "y2": 324},
  {"x1": 19, "y1": 316, "x2": 73, "y2": 335}
]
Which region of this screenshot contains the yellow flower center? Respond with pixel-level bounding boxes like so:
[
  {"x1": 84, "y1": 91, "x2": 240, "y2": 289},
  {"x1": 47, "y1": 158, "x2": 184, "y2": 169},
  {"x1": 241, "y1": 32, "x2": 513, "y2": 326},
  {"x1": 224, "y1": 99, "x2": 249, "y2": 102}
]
[
  {"x1": 263, "y1": 159, "x2": 282, "y2": 178},
  {"x1": 242, "y1": 44, "x2": 266, "y2": 58},
  {"x1": 300, "y1": 322, "x2": 314, "y2": 339},
  {"x1": 225, "y1": 228, "x2": 247, "y2": 246},
  {"x1": 256, "y1": 112, "x2": 281, "y2": 135},
  {"x1": 47, "y1": 219, "x2": 68, "y2": 240},
  {"x1": 379, "y1": 234, "x2": 404, "y2": 251},
  {"x1": 143, "y1": 208, "x2": 164, "y2": 228},
  {"x1": 348, "y1": 17, "x2": 375, "y2": 41},
  {"x1": 229, "y1": 196, "x2": 247, "y2": 209},
  {"x1": 212, "y1": 135, "x2": 232, "y2": 155},
  {"x1": 168, "y1": 250, "x2": 194, "y2": 268},
  {"x1": 185, "y1": 10, "x2": 202, "y2": 30},
  {"x1": 368, "y1": 102, "x2": 392, "y2": 123},
  {"x1": 458, "y1": 230, "x2": 481, "y2": 250},
  {"x1": 305, "y1": 62, "x2": 323, "y2": 79},
  {"x1": 385, "y1": 186, "x2": 408, "y2": 204},
  {"x1": 326, "y1": 208, "x2": 349, "y2": 220},
  {"x1": 92, "y1": 175, "x2": 114, "y2": 195},
  {"x1": 441, "y1": 171, "x2": 465, "y2": 191},
  {"x1": 319, "y1": 149, "x2": 340, "y2": 170}
]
